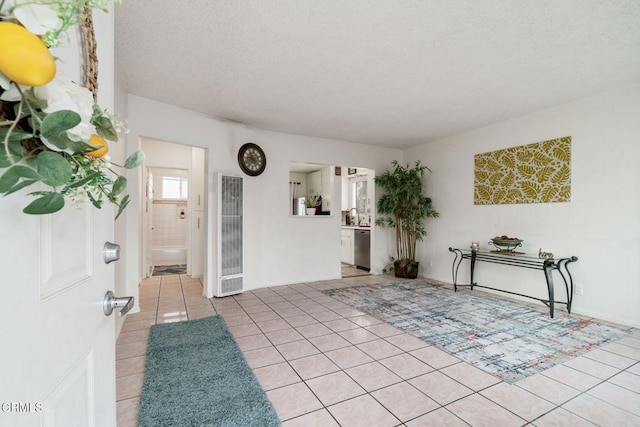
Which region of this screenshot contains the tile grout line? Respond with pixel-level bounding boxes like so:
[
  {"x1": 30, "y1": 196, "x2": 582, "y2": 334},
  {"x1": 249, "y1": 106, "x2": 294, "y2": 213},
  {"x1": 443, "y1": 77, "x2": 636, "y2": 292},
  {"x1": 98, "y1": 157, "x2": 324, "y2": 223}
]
[
  {"x1": 243, "y1": 290, "x2": 358, "y2": 425},
  {"x1": 232, "y1": 290, "x2": 338, "y2": 425},
  {"x1": 118, "y1": 275, "x2": 640, "y2": 426},
  {"x1": 240, "y1": 282, "x2": 636, "y2": 425},
  {"x1": 244, "y1": 290, "x2": 493, "y2": 424}
]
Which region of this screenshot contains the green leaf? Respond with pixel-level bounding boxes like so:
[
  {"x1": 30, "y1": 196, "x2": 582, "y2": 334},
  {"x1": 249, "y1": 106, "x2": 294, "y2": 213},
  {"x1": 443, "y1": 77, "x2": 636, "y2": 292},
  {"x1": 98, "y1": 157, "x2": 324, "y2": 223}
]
[
  {"x1": 0, "y1": 143, "x2": 21, "y2": 167},
  {"x1": 23, "y1": 192, "x2": 65, "y2": 215},
  {"x1": 40, "y1": 110, "x2": 82, "y2": 137},
  {"x1": 8, "y1": 140, "x2": 25, "y2": 161},
  {"x1": 25, "y1": 156, "x2": 38, "y2": 168},
  {"x1": 86, "y1": 191, "x2": 103, "y2": 209},
  {"x1": 39, "y1": 110, "x2": 95, "y2": 153},
  {"x1": 21, "y1": 88, "x2": 47, "y2": 110},
  {"x1": 95, "y1": 123, "x2": 118, "y2": 142},
  {"x1": 111, "y1": 175, "x2": 127, "y2": 196},
  {"x1": 115, "y1": 194, "x2": 130, "y2": 220},
  {"x1": 3, "y1": 179, "x2": 38, "y2": 196},
  {"x1": 26, "y1": 111, "x2": 46, "y2": 130},
  {"x1": 27, "y1": 190, "x2": 52, "y2": 196},
  {"x1": 124, "y1": 150, "x2": 144, "y2": 169},
  {"x1": 14, "y1": 164, "x2": 44, "y2": 180},
  {"x1": 37, "y1": 151, "x2": 73, "y2": 186},
  {"x1": 0, "y1": 169, "x2": 20, "y2": 193},
  {"x1": 0, "y1": 128, "x2": 32, "y2": 142},
  {"x1": 62, "y1": 172, "x2": 100, "y2": 191},
  {"x1": 29, "y1": 99, "x2": 48, "y2": 111},
  {"x1": 0, "y1": 129, "x2": 30, "y2": 167},
  {"x1": 0, "y1": 165, "x2": 42, "y2": 193},
  {"x1": 93, "y1": 116, "x2": 118, "y2": 141},
  {"x1": 9, "y1": 138, "x2": 29, "y2": 159},
  {"x1": 91, "y1": 105, "x2": 118, "y2": 141},
  {"x1": 42, "y1": 134, "x2": 94, "y2": 153}
]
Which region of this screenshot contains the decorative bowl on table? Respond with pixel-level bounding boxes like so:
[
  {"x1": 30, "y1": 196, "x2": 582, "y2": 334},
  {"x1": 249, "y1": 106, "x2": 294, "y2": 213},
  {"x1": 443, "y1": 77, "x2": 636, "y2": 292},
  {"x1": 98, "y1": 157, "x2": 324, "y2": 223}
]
[{"x1": 489, "y1": 235, "x2": 523, "y2": 252}]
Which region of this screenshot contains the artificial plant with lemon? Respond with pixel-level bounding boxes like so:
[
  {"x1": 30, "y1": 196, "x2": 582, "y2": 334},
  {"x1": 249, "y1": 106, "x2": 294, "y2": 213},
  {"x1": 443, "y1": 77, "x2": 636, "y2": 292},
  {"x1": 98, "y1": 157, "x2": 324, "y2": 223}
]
[{"x1": 0, "y1": 0, "x2": 142, "y2": 218}]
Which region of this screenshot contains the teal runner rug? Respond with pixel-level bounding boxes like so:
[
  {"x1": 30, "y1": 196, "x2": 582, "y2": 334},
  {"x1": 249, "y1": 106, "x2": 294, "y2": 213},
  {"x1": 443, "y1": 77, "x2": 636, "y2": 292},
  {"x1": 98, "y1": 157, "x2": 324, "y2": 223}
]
[
  {"x1": 324, "y1": 281, "x2": 630, "y2": 383},
  {"x1": 138, "y1": 316, "x2": 280, "y2": 426}
]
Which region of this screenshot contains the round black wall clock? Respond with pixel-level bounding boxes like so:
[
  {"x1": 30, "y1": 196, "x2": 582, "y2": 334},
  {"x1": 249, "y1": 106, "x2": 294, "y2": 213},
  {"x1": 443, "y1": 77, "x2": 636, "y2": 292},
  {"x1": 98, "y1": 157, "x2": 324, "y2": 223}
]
[{"x1": 237, "y1": 143, "x2": 266, "y2": 176}]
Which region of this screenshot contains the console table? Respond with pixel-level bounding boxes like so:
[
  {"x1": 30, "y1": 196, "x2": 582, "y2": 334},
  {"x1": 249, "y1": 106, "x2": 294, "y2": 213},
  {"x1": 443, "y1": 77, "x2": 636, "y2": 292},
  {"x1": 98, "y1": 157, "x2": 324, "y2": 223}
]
[{"x1": 448, "y1": 247, "x2": 578, "y2": 318}]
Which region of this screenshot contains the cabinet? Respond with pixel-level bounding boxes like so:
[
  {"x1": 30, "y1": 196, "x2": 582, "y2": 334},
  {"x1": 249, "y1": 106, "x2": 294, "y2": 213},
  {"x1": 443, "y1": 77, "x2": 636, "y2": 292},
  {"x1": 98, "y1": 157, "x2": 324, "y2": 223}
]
[
  {"x1": 341, "y1": 228, "x2": 354, "y2": 264},
  {"x1": 320, "y1": 167, "x2": 331, "y2": 212},
  {"x1": 341, "y1": 175, "x2": 349, "y2": 211},
  {"x1": 190, "y1": 147, "x2": 205, "y2": 277},
  {"x1": 191, "y1": 211, "x2": 204, "y2": 276},
  {"x1": 308, "y1": 171, "x2": 321, "y2": 196},
  {"x1": 307, "y1": 167, "x2": 332, "y2": 212},
  {"x1": 191, "y1": 147, "x2": 205, "y2": 210}
]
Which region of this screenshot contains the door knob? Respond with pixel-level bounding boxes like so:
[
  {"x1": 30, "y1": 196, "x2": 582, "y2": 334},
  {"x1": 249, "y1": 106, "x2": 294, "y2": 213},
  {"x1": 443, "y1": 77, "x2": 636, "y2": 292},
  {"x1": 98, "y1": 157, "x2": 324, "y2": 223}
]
[
  {"x1": 103, "y1": 291, "x2": 134, "y2": 317},
  {"x1": 103, "y1": 242, "x2": 120, "y2": 264}
]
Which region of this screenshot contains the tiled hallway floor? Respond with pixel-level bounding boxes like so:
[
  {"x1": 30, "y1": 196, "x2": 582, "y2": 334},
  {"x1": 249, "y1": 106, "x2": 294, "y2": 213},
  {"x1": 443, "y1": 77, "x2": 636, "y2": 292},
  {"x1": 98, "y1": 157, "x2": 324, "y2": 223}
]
[
  {"x1": 116, "y1": 274, "x2": 640, "y2": 426},
  {"x1": 341, "y1": 263, "x2": 370, "y2": 278}
]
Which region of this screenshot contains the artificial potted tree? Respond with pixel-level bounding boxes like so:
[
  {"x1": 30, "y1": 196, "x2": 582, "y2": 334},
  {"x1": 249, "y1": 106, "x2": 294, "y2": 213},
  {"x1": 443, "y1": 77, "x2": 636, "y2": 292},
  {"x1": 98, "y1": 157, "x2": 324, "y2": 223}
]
[
  {"x1": 304, "y1": 193, "x2": 320, "y2": 215},
  {"x1": 375, "y1": 160, "x2": 439, "y2": 278}
]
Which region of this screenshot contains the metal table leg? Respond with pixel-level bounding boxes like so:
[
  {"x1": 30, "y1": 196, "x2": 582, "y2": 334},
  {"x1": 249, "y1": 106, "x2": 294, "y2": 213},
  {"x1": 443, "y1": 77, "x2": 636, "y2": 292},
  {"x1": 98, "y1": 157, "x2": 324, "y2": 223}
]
[
  {"x1": 543, "y1": 259, "x2": 556, "y2": 318},
  {"x1": 558, "y1": 257, "x2": 578, "y2": 313},
  {"x1": 451, "y1": 248, "x2": 463, "y2": 291},
  {"x1": 470, "y1": 249, "x2": 477, "y2": 290}
]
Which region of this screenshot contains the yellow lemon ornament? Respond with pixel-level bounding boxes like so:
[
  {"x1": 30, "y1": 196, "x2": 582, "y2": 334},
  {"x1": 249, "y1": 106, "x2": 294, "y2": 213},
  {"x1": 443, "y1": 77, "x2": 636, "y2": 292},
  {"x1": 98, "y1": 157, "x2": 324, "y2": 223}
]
[
  {"x1": 0, "y1": 22, "x2": 56, "y2": 87},
  {"x1": 86, "y1": 134, "x2": 109, "y2": 158}
]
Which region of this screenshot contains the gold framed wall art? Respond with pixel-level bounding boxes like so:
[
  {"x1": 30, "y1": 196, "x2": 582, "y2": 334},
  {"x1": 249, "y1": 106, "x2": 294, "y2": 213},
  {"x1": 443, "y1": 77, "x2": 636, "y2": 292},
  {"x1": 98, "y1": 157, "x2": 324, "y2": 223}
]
[{"x1": 474, "y1": 136, "x2": 571, "y2": 205}]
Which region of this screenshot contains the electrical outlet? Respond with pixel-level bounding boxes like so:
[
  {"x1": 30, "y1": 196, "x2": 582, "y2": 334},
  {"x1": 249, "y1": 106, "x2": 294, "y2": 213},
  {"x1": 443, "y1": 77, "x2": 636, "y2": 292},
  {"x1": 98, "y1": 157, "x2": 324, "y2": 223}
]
[{"x1": 575, "y1": 285, "x2": 584, "y2": 296}]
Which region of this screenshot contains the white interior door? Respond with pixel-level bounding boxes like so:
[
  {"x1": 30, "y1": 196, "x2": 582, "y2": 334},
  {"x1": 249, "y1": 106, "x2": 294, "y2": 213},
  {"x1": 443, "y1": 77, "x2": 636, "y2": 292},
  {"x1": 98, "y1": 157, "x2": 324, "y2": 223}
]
[{"x1": 0, "y1": 195, "x2": 118, "y2": 426}]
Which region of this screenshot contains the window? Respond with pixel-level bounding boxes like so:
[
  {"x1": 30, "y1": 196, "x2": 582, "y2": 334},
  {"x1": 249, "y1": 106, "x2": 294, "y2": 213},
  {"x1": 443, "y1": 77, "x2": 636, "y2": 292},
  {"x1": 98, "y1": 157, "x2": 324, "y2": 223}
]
[
  {"x1": 351, "y1": 179, "x2": 367, "y2": 213},
  {"x1": 161, "y1": 176, "x2": 188, "y2": 199}
]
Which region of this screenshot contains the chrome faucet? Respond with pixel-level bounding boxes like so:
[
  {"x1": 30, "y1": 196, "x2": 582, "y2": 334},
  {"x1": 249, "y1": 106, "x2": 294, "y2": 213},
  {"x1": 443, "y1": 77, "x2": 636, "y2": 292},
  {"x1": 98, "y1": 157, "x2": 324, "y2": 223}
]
[{"x1": 348, "y1": 207, "x2": 360, "y2": 225}]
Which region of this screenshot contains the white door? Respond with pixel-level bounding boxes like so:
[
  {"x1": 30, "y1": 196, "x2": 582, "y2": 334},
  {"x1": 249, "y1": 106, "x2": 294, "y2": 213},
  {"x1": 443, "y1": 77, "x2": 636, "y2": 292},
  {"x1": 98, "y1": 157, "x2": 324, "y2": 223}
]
[
  {"x1": 0, "y1": 10, "x2": 120, "y2": 426},
  {"x1": 0, "y1": 196, "x2": 118, "y2": 426}
]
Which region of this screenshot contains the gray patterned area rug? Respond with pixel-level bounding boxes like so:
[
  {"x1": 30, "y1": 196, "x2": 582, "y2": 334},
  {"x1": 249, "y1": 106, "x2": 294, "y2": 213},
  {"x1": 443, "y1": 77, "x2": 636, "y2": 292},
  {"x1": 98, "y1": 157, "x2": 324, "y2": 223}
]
[
  {"x1": 152, "y1": 264, "x2": 187, "y2": 276},
  {"x1": 323, "y1": 281, "x2": 630, "y2": 383}
]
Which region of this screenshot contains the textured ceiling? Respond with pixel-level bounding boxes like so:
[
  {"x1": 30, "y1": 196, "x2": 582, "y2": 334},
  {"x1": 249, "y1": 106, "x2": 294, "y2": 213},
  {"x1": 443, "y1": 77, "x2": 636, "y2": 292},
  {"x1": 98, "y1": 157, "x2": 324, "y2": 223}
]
[{"x1": 114, "y1": 1, "x2": 640, "y2": 148}]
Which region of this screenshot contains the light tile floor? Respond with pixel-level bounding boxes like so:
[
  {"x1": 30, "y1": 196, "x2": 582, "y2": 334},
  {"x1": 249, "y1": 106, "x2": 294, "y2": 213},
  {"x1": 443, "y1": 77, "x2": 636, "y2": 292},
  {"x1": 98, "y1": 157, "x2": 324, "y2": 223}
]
[
  {"x1": 116, "y1": 274, "x2": 640, "y2": 426},
  {"x1": 341, "y1": 263, "x2": 370, "y2": 278}
]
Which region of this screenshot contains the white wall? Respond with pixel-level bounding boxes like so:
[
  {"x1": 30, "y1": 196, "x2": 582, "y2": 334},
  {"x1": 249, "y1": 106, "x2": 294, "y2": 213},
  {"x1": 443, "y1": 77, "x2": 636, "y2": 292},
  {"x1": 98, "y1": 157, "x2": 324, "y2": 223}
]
[
  {"x1": 143, "y1": 139, "x2": 193, "y2": 169},
  {"x1": 125, "y1": 95, "x2": 402, "y2": 297},
  {"x1": 404, "y1": 84, "x2": 640, "y2": 328},
  {"x1": 121, "y1": 83, "x2": 639, "y2": 328}
]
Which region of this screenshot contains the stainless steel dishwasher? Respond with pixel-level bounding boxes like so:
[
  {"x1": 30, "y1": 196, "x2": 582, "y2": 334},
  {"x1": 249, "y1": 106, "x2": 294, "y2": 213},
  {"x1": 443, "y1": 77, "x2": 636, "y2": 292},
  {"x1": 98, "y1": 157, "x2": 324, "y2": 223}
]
[{"x1": 354, "y1": 229, "x2": 370, "y2": 271}]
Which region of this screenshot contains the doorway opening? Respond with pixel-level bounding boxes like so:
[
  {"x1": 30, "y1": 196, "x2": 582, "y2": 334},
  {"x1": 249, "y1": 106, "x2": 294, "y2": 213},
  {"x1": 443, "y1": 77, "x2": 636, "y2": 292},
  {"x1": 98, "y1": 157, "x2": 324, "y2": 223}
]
[
  {"x1": 340, "y1": 166, "x2": 374, "y2": 278},
  {"x1": 148, "y1": 167, "x2": 189, "y2": 274},
  {"x1": 140, "y1": 138, "x2": 207, "y2": 279}
]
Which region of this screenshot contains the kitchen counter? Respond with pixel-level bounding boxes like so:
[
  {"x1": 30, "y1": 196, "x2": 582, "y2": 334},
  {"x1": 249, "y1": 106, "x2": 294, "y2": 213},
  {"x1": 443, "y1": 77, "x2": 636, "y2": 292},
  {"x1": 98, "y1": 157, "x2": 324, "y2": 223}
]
[{"x1": 341, "y1": 225, "x2": 372, "y2": 230}]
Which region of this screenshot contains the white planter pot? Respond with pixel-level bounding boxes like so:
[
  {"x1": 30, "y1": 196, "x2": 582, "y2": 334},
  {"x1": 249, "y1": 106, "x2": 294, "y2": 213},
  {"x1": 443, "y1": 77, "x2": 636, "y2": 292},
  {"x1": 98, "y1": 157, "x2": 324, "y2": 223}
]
[{"x1": 306, "y1": 208, "x2": 316, "y2": 215}]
